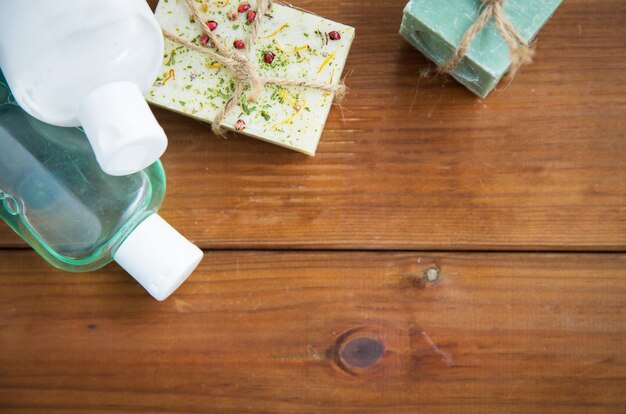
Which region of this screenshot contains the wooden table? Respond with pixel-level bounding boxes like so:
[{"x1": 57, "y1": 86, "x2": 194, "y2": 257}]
[{"x1": 1, "y1": 1, "x2": 625, "y2": 412}]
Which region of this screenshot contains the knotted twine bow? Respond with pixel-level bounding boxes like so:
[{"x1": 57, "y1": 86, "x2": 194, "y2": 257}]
[
  {"x1": 438, "y1": 0, "x2": 534, "y2": 80},
  {"x1": 162, "y1": 0, "x2": 347, "y2": 136}
]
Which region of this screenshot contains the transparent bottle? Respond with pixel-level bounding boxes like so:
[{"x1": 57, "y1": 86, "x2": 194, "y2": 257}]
[
  {"x1": 0, "y1": 75, "x2": 202, "y2": 301},
  {"x1": 0, "y1": 0, "x2": 167, "y2": 176}
]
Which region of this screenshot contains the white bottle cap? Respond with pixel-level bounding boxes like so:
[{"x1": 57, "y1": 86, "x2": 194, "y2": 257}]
[
  {"x1": 79, "y1": 81, "x2": 168, "y2": 176},
  {"x1": 114, "y1": 214, "x2": 203, "y2": 301}
]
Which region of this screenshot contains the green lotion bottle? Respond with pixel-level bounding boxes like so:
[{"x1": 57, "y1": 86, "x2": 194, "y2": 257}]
[{"x1": 0, "y1": 74, "x2": 202, "y2": 300}]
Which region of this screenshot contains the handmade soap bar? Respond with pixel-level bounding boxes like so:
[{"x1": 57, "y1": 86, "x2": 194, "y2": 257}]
[
  {"x1": 400, "y1": 0, "x2": 562, "y2": 97},
  {"x1": 147, "y1": 0, "x2": 355, "y2": 155}
]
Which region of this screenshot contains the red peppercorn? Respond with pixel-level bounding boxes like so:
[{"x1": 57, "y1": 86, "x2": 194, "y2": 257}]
[
  {"x1": 246, "y1": 10, "x2": 257, "y2": 23},
  {"x1": 206, "y1": 20, "x2": 218, "y2": 31},
  {"x1": 233, "y1": 39, "x2": 245, "y2": 49},
  {"x1": 264, "y1": 52, "x2": 275, "y2": 64},
  {"x1": 199, "y1": 34, "x2": 210, "y2": 46},
  {"x1": 328, "y1": 31, "x2": 341, "y2": 40},
  {"x1": 238, "y1": 3, "x2": 251, "y2": 13},
  {"x1": 235, "y1": 119, "x2": 246, "y2": 131}
]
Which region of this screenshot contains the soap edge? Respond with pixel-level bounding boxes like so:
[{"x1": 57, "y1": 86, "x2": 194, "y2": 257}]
[{"x1": 399, "y1": 19, "x2": 493, "y2": 98}]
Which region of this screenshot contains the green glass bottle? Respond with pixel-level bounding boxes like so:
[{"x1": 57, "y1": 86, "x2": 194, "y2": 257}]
[{"x1": 0, "y1": 72, "x2": 202, "y2": 300}]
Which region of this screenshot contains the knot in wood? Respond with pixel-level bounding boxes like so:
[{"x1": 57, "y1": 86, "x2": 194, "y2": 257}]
[{"x1": 340, "y1": 337, "x2": 385, "y2": 369}]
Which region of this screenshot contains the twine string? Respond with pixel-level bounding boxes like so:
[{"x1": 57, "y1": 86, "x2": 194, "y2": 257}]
[
  {"x1": 163, "y1": 0, "x2": 347, "y2": 135},
  {"x1": 438, "y1": 0, "x2": 534, "y2": 80}
]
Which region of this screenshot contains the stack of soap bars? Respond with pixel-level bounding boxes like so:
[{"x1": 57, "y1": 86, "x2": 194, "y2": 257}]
[
  {"x1": 148, "y1": 0, "x2": 355, "y2": 156},
  {"x1": 400, "y1": 0, "x2": 562, "y2": 97}
]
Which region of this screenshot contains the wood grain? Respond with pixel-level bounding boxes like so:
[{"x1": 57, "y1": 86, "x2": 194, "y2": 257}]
[
  {"x1": 1, "y1": 2, "x2": 625, "y2": 413},
  {"x1": 1, "y1": 251, "x2": 625, "y2": 413},
  {"x1": 1, "y1": 0, "x2": 626, "y2": 250}
]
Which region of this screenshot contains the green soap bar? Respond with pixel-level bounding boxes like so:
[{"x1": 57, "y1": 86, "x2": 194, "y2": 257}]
[{"x1": 400, "y1": 0, "x2": 562, "y2": 97}]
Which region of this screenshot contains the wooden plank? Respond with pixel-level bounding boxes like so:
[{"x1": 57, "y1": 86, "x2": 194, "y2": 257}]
[
  {"x1": 1, "y1": 251, "x2": 625, "y2": 413},
  {"x1": 1, "y1": 0, "x2": 625, "y2": 250}
]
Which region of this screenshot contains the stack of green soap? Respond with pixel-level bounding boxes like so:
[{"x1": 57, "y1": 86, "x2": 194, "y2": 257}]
[{"x1": 400, "y1": 0, "x2": 562, "y2": 97}]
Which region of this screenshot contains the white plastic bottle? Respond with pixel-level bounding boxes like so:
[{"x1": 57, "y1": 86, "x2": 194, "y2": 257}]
[{"x1": 0, "y1": 0, "x2": 168, "y2": 176}]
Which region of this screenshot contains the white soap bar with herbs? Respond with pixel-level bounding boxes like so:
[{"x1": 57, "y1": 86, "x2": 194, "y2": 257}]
[{"x1": 147, "y1": 0, "x2": 355, "y2": 155}]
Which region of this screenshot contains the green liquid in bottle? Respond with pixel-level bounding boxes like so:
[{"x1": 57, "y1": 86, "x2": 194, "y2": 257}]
[{"x1": 0, "y1": 72, "x2": 201, "y2": 300}]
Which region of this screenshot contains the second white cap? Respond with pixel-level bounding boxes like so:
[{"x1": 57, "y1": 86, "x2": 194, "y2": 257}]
[
  {"x1": 79, "y1": 81, "x2": 168, "y2": 176},
  {"x1": 114, "y1": 214, "x2": 203, "y2": 301}
]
